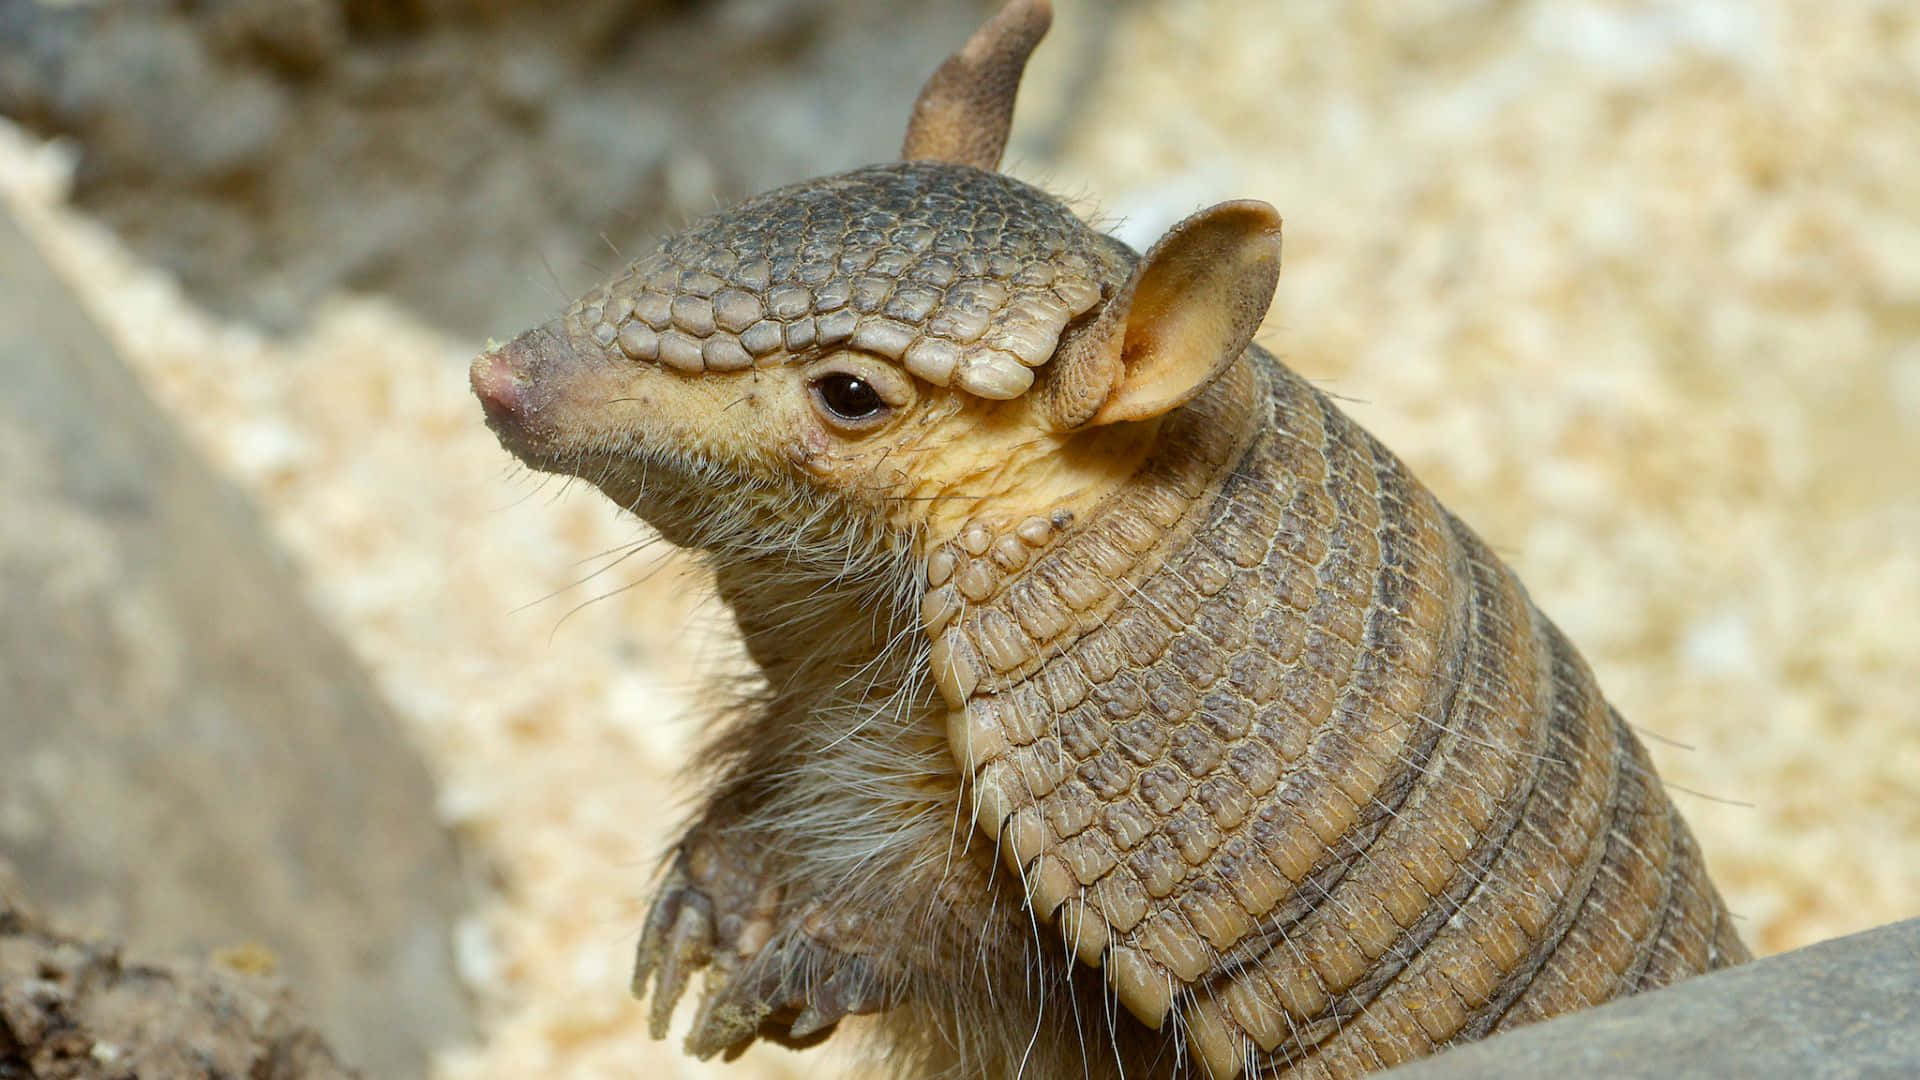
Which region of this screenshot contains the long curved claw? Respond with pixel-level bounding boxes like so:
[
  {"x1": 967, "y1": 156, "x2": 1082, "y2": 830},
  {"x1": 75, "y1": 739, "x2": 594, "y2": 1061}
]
[
  {"x1": 686, "y1": 950, "x2": 778, "y2": 1059},
  {"x1": 632, "y1": 866, "x2": 715, "y2": 1040},
  {"x1": 785, "y1": 1004, "x2": 838, "y2": 1043},
  {"x1": 788, "y1": 953, "x2": 881, "y2": 1040}
]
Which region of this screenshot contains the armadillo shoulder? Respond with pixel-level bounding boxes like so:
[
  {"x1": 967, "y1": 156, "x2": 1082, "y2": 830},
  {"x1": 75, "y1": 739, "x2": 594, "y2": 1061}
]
[{"x1": 938, "y1": 347, "x2": 1746, "y2": 1078}]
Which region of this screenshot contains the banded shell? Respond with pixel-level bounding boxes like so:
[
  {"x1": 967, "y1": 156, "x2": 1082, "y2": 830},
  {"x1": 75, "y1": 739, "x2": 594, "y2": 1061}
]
[{"x1": 930, "y1": 355, "x2": 1749, "y2": 1077}]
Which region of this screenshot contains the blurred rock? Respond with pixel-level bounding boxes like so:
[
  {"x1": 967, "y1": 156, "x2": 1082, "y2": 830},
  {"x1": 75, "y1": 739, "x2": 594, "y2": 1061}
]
[
  {"x1": 0, "y1": 207, "x2": 468, "y2": 1076},
  {"x1": 0, "y1": 859, "x2": 359, "y2": 1079},
  {"x1": 1386, "y1": 918, "x2": 1920, "y2": 1078},
  {"x1": 0, "y1": 0, "x2": 1029, "y2": 339}
]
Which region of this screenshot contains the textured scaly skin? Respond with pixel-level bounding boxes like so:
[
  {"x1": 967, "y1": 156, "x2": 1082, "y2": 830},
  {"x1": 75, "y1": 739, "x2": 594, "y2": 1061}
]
[
  {"x1": 932, "y1": 345, "x2": 1750, "y2": 1076},
  {"x1": 569, "y1": 163, "x2": 1127, "y2": 398}
]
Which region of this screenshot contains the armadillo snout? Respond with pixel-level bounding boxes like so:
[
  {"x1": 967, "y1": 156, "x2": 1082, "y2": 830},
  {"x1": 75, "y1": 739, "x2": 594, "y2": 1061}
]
[{"x1": 470, "y1": 322, "x2": 583, "y2": 461}]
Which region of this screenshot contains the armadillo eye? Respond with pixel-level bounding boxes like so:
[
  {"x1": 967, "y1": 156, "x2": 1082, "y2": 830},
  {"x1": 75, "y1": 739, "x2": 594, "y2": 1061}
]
[{"x1": 811, "y1": 373, "x2": 889, "y2": 425}]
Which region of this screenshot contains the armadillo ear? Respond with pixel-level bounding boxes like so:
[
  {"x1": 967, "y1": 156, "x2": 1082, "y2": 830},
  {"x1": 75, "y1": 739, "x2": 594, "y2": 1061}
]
[
  {"x1": 1043, "y1": 201, "x2": 1282, "y2": 431},
  {"x1": 900, "y1": 0, "x2": 1052, "y2": 171}
]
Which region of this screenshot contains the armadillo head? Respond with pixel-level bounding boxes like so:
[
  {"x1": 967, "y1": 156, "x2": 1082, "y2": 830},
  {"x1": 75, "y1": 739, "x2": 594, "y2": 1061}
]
[{"x1": 472, "y1": 0, "x2": 1280, "y2": 587}]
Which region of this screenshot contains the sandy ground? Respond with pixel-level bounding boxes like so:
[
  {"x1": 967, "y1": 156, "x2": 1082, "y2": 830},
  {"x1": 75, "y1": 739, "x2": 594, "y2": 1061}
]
[{"x1": 3, "y1": 0, "x2": 1915, "y2": 1076}]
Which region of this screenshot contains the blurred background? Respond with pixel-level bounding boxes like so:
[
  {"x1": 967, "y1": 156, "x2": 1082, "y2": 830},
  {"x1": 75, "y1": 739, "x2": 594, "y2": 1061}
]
[{"x1": 0, "y1": 0, "x2": 1914, "y2": 1076}]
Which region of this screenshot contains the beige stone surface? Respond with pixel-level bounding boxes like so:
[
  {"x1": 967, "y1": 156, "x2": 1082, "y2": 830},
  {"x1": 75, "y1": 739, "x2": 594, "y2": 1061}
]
[{"x1": 3, "y1": 0, "x2": 1914, "y2": 1075}]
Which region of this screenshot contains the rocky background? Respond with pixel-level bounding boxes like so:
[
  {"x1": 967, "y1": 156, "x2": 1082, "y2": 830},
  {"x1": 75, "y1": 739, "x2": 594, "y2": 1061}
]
[{"x1": 0, "y1": 0, "x2": 1914, "y2": 1076}]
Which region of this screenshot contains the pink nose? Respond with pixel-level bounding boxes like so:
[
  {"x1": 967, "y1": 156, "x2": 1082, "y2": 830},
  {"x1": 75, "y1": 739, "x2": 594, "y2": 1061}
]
[
  {"x1": 470, "y1": 345, "x2": 527, "y2": 430},
  {"x1": 470, "y1": 323, "x2": 588, "y2": 462}
]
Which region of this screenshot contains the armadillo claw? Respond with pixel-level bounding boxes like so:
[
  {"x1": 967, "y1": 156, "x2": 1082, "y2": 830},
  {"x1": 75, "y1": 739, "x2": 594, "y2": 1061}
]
[
  {"x1": 632, "y1": 864, "x2": 716, "y2": 1040},
  {"x1": 684, "y1": 927, "x2": 890, "y2": 1058},
  {"x1": 635, "y1": 833, "x2": 895, "y2": 1059},
  {"x1": 788, "y1": 953, "x2": 881, "y2": 1040},
  {"x1": 685, "y1": 957, "x2": 777, "y2": 1059}
]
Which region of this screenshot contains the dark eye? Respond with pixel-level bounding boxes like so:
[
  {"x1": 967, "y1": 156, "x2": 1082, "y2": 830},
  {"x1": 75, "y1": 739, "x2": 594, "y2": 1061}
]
[{"x1": 811, "y1": 373, "x2": 889, "y2": 424}]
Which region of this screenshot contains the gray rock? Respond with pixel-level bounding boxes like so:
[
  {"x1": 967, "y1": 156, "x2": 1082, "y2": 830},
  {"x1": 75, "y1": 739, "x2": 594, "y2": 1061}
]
[
  {"x1": 0, "y1": 207, "x2": 469, "y2": 1077},
  {"x1": 1386, "y1": 918, "x2": 1920, "y2": 1079},
  {"x1": 1, "y1": 859, "x2": 359, "y2": 1079}
]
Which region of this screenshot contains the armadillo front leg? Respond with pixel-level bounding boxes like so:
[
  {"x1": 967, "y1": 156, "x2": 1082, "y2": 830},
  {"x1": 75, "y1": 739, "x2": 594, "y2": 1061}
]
[{"x1": 633, "y1": 809, "x2": 898, "y2": 1058}]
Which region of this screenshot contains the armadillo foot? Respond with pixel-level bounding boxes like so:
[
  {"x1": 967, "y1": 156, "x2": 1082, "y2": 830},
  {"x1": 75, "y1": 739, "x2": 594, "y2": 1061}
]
[
  {"x1": 634, "y1": 829, "x2": 894, "y2": 1059},
  {"x1": 686, "y1": 924, "x2": 884, "y2": 1058},
  {"x1": 633, "y1": 826, "x2": 779, "y2": 1043}
]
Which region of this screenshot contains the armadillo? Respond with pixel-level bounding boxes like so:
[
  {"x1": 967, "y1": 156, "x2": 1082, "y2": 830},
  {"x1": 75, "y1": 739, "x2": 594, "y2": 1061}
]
[{"x1": 469, "y1": 2, "x2": 1748, "y2": 1076}]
